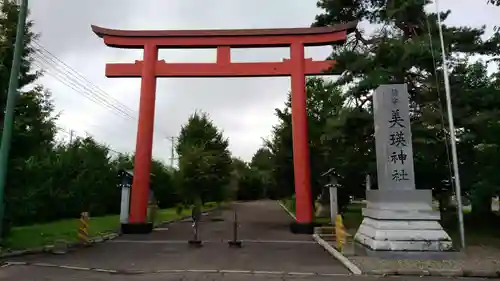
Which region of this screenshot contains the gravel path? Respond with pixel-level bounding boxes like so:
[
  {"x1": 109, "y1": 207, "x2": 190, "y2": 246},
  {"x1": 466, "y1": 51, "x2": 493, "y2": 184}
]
[{"x1": 348, "y1": 244, "x2": 500, "y2": 276}]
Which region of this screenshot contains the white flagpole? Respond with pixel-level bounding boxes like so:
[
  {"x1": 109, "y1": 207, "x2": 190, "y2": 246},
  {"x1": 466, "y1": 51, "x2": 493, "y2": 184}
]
[{"x1": 435, "y1": 0, "x2": 466, "y2": 249}]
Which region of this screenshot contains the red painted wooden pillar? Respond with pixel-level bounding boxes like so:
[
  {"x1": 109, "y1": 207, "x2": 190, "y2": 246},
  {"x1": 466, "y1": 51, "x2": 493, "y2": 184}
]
[
  {"x1": 129, "y1": 44, "x2": 158, "y2": 224},
  {"x1": 290, "y1": 42, "x2": 313, "y2": 224}
]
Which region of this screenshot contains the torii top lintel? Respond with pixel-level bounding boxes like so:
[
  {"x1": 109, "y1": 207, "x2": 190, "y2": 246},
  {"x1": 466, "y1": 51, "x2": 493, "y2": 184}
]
[{"x1": 91, "y1": 21, "x2": 357, "y2": 49}]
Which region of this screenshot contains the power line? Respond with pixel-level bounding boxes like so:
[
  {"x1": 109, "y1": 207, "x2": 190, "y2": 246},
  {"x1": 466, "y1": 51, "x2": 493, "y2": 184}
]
[
  {"x1": 30, "y1": 41, "x2": 178, "y2": 163},
  {"x1": 30, "y1": 41, "x2": 175, "y2": 140},
  {"x1": 31, "y1": 60, "x2": 133, "y2": 121},
  {"x1": 57, "y1": 126, "x2": 127, "y2": 156},
  {"x1": 31, "y1": 50, "x2": 136, "y2": 120},
  {"x1": 423, "y1": 16, "x2": 455, "y2": 201},
  {"x1": 31, "y1": 40, "x2": 137, "y2": 118}
]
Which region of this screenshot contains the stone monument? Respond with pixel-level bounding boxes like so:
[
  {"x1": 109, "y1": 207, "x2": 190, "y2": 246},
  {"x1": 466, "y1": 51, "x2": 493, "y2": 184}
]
[{"x1": 354, "y1": 84, "x2": 452, "y2": 253}]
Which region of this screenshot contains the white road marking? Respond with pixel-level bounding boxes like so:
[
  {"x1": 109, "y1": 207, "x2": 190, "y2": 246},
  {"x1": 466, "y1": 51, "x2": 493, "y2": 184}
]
[
  {"x1": 252, "y1": 270, "x2": 285, "y2": 275},
  {"x1": 287, "y1": 272, "x2": 316, "y2": 276},
  {"x1": 58, "y1": 265, "x2": 91, "y2": 271},
  {"x1": 109, "y1": 240, "x2": 187, "y2": 244},
  {"x1": 240, "y1": 239, "x2": 313, "y2": 244},
  {"x1": 154, "y1": 269, "x2": 186, "y2": 273},
  {"x1": 5, "y1": 261, "x2": 27, "y2": 265},
  {"x1": 219, "y1": 269, "x2": 252, "y2": 274},
  {"x1": 153, "y1": 228, "x2": 169, "y2": 231},
  {"x1": 31, "y1": 263, "x2": 58, "y2": 267},
  {"x1": 3, "y1": 262, "x2": 354, "y2": 277},
  {"x1": 109, "y1": 239, "x2": 315, "y2": 244},
  {"x1": 92, "y1": 268, "x2": 118, "y2": 273},
  {"x1": 185, "y1": 269, "x2": 219, "y2": 273}
]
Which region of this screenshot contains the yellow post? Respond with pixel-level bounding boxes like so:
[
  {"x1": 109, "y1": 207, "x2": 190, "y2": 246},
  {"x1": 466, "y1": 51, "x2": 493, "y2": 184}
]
[
  {"x1": 78, "y1": 212, "x2": 90, "y2": 246},
  {"x1": 335, "y1": 214, "x2": 346, "y2": 251}
]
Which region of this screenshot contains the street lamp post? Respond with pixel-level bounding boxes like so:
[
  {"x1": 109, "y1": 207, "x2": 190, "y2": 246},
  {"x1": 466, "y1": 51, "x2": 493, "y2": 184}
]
[
  {"x1": 435, "y1": 0, "x2": 466, "y2": 249},
  {"x1": 0, "y1": 0, "x2": 29, "y2": 236}
]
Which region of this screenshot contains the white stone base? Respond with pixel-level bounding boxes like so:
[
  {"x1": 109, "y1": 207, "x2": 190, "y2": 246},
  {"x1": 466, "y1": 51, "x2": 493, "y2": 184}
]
[
  {"x1": 354, "y1": 190, "x2": 453, "y2": 252},
  {"x1": 355, "y1": 215, "x2": 453, "y2": 251}
]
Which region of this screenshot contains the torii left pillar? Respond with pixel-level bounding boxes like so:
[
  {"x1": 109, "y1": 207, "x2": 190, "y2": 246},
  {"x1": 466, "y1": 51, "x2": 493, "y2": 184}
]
[{"x1": 126, "y1": 44, "x2": 158, "y2": 234}]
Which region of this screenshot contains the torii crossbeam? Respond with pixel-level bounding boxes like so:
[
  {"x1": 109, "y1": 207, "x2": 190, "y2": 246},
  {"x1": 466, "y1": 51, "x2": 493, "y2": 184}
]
[{"x1": 92, "y1": 21, "x2": 357, "y2": 234}]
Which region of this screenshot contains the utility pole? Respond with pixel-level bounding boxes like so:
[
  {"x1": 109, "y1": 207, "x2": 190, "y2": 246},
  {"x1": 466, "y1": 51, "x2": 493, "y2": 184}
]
[
  {"x1": 69, "y1": 129, "x2": 74, "y2": 143},
  {"x1": 0, "y1": 0, "x2": 29, "y2": 237},
  {"x1": 169, "y1": 136, "x2": 175, "y2": 167},
  {"x1": 435, "y1": 0, "x2": 465, "y2": 249}
]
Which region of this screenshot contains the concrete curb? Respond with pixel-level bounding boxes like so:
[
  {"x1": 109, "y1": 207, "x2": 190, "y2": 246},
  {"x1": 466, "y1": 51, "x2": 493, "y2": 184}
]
[
  {"x1": 0, "y1": 232, "x2": 121, "y2": 259},
  {"x1": 365, "y1": 268, "x2": 500, "y2": 278},
  {"x1": 277, "y1": 201, "x2": 296, "y2": 220},
  {"x1": 154, "y1": 214, "x2": 192, "y2": 227},
  {"x1": 0, "y1": 207, "x2": 222, "y2": 260},
  {"x1": 312, "y1": 234, "x2": 362, "y2": 275},
  {"x1": 278, "y1": 201, "x2": 362, "y2": 275}
]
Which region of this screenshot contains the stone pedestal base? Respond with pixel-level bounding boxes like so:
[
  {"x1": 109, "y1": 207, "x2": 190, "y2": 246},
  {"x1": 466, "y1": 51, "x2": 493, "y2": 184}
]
[
  {"x1": 228, "y1": 240, "x2": 242, "y2": 248},
  {"x1": 354, "y1": 190, "x2": 453, "y2": 252},
  {"x1": 290, "y1": 222, "x2": 318, "y2": 234},
  {"x1": 121, "y1": 223, "x2": 153, "y2": 234},
  {"x1": 188, "y1": 240, "x2": 203, "y2": 248}
]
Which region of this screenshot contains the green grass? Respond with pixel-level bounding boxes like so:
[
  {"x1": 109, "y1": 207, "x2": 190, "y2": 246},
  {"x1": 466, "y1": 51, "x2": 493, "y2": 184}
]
[
  {"x1": 441, "y1": 210, "x2": 500, "y2": 248},
  {"x1": 281, "y1": 198, "x2": 364, "y2": 227},
  {"x1": 3, "y1": 202, "x2": 219, "y2": 251},
  {"x1": 342, "y1": 203, "x2": 364, "y2": 231},
  {"x1": 282, "y1": 198, "x2": 296, "y2": 214}
]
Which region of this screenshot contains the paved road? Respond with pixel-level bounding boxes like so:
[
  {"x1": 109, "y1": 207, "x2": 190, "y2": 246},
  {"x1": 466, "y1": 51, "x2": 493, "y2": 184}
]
[
  {"x1": 0, "y1": 200, "x2": 353, "y2": 280},
  {"x1": 0, "y1": 200, "x2": 490, "y2": 280},
  {"x1": 0, "y1": 265, "x2": 491, "y2": 281}
]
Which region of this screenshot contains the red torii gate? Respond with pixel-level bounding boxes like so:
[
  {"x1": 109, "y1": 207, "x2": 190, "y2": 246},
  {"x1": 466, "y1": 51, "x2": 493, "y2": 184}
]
[{"x1": 92, "y1": 21, "x2": 356, "y2": 234}]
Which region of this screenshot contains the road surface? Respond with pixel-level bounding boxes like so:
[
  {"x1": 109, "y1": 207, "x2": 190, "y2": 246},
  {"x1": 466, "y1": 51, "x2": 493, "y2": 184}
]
[{"x1": 0, "y1": 200, "x2": 486, "y2": 280}]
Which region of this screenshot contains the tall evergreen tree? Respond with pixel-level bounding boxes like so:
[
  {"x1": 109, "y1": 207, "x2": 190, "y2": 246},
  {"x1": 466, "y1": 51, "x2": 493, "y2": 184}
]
[
  {"x1": 176, "y1": 111, "x2": 232, "y2": 204},
  {"x1": 266, "y1": 78, "x2": 351, "y2": 206},
  {"x1": 312, "y1": 0, "x2": 499, "y2": 216}
]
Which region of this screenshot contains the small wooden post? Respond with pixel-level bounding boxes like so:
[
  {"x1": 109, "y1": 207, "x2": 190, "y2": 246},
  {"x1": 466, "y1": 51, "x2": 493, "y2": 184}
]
[
  {"x1": 188, "y1": 205, "x2": 202, "y2": 247},
  {"x1": 228, "y1": 210, "x2": 242, "y2": 248}
]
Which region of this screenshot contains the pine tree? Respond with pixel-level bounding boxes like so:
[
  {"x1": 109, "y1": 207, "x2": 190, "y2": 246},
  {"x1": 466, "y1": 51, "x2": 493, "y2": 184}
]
[
  {"x1": 312, "y1": 0, "x2": 500, "y2": 216},
  {"x1": 176, "y1": 111, "x2": 232, "y2": 204}
]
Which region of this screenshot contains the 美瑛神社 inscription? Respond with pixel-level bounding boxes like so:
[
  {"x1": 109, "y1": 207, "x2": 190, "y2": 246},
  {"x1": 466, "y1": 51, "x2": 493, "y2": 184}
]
[{"x1": 354, "y1": 84, "x2": 453, "y2": 254}]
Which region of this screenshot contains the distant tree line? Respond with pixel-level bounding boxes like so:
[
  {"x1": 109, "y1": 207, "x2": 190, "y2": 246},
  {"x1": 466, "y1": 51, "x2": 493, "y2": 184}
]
[
  {"x1": 3, "y1": 0, "x2": 500, "y2": 239},
  {"x1": 0, "y1": 2, "x2": 237, "y2": 237}
]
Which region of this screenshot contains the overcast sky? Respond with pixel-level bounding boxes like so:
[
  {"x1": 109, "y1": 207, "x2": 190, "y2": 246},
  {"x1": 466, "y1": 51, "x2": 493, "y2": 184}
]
[{"x1": 27, "y1": 0, "x2": 498, "y2": 164}]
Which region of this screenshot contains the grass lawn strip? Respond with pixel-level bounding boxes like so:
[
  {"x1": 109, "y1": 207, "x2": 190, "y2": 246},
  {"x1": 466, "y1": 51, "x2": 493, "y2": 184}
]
[{"x1": 3, "y1": 202, "x2": 219, "y2": 251}]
